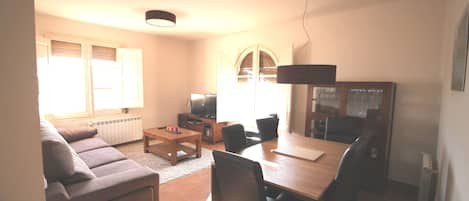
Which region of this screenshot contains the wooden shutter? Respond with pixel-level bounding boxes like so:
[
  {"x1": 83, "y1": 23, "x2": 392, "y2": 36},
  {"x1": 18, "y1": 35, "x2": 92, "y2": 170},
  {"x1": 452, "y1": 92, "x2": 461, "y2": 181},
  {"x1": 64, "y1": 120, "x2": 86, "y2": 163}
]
[
  {"x1": 92, "y1": 45, "x2": 116, "y2": 61},
  {"x1": 117, "y1": 48, "x2": 144, "y2": 108},
  {"x1": 51, "y1": 40, "x2": 81, "y2": 58}
]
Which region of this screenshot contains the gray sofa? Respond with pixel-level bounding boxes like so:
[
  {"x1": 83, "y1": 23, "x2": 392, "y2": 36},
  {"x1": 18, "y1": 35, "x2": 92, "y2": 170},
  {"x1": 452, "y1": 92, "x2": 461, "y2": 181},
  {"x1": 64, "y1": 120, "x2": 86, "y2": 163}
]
[{"x1": 41, "y1": 120, "x2": 159, "y2": 201}]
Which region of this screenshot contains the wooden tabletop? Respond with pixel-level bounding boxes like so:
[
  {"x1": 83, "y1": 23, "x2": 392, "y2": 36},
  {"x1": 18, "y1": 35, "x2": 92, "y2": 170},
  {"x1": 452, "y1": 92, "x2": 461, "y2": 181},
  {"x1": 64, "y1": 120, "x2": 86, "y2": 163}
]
[
  {"x1": 143, "y1": 127, "x2": 201, "y2": 140},
  {"x1": 239, "y1": 134, "x2": 349, "y2": 200}
]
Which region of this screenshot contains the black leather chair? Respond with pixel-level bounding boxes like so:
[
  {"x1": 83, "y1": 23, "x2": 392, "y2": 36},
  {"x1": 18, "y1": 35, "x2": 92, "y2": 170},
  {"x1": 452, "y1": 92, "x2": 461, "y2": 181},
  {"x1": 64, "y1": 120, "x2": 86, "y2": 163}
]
[
  {"x1": 325, "y1": 116, "x2": 362, "y2": 144},
  {"x1": 246, "y1": 115, "x2": 279, "y2": 142},
  {"x1": 256, "y1": 117, "x2": 279, "y2": 141},
  {"x1": 222, "y1": 124, "x2": 259, "y2": 153},
  {"x1": 212, "y1": 151, "x2": 284, "y2": 201},
  {"x1": 324, "y1": 135, "x2": 373, "y2": 201}
]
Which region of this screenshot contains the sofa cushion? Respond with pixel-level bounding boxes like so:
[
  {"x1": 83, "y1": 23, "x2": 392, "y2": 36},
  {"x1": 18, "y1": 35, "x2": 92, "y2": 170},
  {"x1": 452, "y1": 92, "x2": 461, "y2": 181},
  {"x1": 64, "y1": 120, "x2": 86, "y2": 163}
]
[
  {"x1": 57, "y1": 127, "x2": 98, "y2": 143},
  {"x1": 91, "y1": 160, "x2": 141, "y2": 177},
  {"x1": 79, "y1": 147, "x2": 127, "y2": 168},
  {"x1": 69, "y1": 137, "x2": 110, "y2": 153},
  {"x1": 41, "y1": 120, "x2": 75, "y2": 182},
  {"x1": 62, "y1": 151, "x2": 97, "y2": 185}
]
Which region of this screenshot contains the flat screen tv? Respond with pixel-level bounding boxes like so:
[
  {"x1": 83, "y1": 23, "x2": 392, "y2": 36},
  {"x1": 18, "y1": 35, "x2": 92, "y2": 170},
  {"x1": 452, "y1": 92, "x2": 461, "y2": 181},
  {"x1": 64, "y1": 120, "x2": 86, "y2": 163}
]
[
  {"x1": 204, "y1": 94, "x2": 217, "y2": 118},
  {"x1": 190, "y1": 93, "x2": 216, "y2": 119}
]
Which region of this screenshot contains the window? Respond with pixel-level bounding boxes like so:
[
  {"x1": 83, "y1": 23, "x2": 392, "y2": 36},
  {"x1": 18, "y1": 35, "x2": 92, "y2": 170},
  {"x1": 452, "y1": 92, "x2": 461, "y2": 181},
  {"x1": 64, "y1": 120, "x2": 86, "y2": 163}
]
[
  {"x1": 232, "y1": 46, "x2": 290, "y2": 131},
  {"x1": 36, "y1": 38, "x2": 143, "y2": 117},
  {"x1": 237, "y1": 48, "x2": 278, "y2": 83},
  {"x1": 37, "y1": 40, "x2": 88, "y2": 115}
]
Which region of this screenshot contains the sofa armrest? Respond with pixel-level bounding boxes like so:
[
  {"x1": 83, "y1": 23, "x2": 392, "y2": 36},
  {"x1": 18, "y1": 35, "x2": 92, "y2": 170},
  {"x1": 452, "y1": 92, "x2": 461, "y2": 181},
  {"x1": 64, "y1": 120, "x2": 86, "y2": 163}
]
[
  {"x1": 66, "y1": 167, "x2": 159, "y2": 201},
  {"x1": 57, "y1": 127, "x2": 98, "y2": 142},
  {"x1": 46, "y1": 182, "x2": 70, "y2": 201}
]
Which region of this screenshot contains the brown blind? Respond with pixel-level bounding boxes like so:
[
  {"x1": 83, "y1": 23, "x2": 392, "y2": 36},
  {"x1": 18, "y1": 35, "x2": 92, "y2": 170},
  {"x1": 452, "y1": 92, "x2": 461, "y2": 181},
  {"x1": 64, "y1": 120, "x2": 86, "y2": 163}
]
[
  {"x1": 259, "y1": 51, "x2": 277, "y2": 75},
  {"x1": 92, "y1": 45, "x2": 116, "y2": 61},
  {"x1": 239, "y1": 52, "x2": 253, "y2": 76},
  {"x1": 51, "y1": 40, "x2": 81, "y2": 58}
]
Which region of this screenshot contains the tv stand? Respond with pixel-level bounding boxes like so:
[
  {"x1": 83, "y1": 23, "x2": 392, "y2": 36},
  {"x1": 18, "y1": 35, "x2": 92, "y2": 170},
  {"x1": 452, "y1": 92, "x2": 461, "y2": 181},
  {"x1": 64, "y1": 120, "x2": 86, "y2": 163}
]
[{"x1": 178, "y1": 113, "x2": 228, "y2": 144}]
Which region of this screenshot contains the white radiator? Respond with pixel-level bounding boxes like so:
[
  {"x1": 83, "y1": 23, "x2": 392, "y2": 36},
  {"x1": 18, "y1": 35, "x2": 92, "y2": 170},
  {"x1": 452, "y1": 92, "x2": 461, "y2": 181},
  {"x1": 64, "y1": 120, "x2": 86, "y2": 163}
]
[
  {"x1": 418, "y1": 152, "x2": 437, "y2": 201},
  {"x1": 89, "y1": 116, "x2": 143, "y2": 145}
]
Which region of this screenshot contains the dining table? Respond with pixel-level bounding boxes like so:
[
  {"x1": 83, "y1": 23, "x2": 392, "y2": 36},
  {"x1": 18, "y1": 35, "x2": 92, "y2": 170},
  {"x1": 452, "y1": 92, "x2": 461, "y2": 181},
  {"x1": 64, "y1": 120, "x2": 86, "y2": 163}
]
[{"x1": 211, "y1": 133, "x2": 349, "y2": 201}]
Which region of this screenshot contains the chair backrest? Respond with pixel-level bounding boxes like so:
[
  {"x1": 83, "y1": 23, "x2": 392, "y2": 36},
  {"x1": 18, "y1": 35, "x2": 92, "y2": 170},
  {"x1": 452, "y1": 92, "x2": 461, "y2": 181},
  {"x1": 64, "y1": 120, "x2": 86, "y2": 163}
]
[
  {"x1": 325, "y1": 116, "x2": 362, "y2": 144},
  {"x1": 256, "y1": 117, "x2": 279, "y2": 141},
  {"x1": 222, "y1": 124, "x2": 248, "y2": 153},
  {"x1": 212, "y1": 151, "x2": 267, "y2": 201},
  {"x1": 327, "y1": 136, "x2": 372, "y2": 201}
]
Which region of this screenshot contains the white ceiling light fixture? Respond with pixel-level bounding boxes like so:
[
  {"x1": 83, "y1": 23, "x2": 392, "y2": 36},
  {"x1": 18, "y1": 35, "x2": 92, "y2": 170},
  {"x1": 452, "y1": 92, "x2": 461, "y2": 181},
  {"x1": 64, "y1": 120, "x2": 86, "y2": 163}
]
[{"x1": 145, "y1": 10, "x2": 176, "y2": 27}]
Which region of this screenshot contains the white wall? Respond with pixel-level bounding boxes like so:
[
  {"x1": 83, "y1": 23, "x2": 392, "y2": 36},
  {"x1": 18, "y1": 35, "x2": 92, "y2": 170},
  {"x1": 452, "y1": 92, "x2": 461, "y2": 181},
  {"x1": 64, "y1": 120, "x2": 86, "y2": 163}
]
[
  {"x1": 189, "y1": 0, "x2": 444, "y2": 185},
  {"x1": 35, "y1": 14, "x2": 191, "y2": 129},
  {"x1": 0, "y1": 0, "x2": 45, "y2": 200},
  {"x1": 437, "y1": 0, "x2": 469, "y2": 200}
]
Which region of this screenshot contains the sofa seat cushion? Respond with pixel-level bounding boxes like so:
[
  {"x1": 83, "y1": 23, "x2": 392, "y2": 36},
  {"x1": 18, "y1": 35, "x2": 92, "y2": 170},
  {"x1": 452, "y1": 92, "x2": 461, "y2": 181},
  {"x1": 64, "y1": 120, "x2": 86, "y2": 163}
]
[
  {"x1": 69, "y1": 137, "x2": 110, "y2": 153},
  {"x1": 91, "y1": 160, "x2": 141, "y2": 177},
  {"x1": 79, "y1": 147, "x2": 127, "y2": 168}
]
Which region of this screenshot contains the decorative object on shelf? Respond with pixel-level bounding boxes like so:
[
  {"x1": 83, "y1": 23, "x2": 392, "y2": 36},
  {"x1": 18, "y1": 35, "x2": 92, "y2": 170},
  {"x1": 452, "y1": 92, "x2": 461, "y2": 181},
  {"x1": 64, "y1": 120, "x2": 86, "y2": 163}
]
[
  {"x1": 451, "y1": 6, "x2": 469, "y2": 91},
  {"x1": 277, "y1": 65, "x2": 336, "y2": 84},
  {"x1": 145, "y1": 10, "x2": 176, "y2": 27},
  {"x1": 166, "y1": 126, "x2": 181, "y2": 134}
]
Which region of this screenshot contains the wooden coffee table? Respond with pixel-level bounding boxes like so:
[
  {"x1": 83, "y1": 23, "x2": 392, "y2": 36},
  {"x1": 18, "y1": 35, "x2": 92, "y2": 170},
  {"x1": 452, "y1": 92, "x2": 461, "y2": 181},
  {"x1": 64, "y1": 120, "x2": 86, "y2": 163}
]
[{"x1": 143, "y1": 127, "x2": 202, "y2": 165}]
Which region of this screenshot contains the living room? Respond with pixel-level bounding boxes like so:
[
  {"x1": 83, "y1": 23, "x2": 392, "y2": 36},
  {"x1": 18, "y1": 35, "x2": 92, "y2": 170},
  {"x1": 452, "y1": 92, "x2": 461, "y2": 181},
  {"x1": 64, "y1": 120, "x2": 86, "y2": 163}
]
[{"x1": 1, "y1": 0, "x2": 468, "y2": 201}]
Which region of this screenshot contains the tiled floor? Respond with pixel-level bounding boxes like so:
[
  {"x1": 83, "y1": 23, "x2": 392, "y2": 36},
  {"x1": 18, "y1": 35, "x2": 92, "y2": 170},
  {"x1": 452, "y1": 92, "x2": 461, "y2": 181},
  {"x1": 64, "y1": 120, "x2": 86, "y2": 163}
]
[{"x1": 159, "y1": 141, "x2": 418, "y2": 201}]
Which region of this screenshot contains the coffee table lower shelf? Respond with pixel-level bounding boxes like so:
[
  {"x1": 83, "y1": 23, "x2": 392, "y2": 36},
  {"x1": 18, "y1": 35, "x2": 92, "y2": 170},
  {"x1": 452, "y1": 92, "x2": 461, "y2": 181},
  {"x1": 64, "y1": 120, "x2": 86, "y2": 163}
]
[{"x1": 145, "y1": 143, "x2": 201, "y2": 165}]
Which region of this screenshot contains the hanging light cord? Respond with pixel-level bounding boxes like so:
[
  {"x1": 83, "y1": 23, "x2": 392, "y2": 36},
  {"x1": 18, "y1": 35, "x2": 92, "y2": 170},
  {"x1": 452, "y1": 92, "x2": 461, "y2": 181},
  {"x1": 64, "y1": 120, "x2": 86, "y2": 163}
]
[{"x1": 302, "y1": 0, "x2": 311, "y2": 43}]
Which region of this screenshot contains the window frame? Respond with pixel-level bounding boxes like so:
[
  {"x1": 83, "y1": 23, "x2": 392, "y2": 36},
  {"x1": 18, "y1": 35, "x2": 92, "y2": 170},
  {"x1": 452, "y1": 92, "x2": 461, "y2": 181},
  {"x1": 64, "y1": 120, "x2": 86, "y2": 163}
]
[
  {"x1": 36, "y1": 35, "x2": 122, "y2": 119},
  {"x1": 235, "y1": 45, "x2": 279, "y2": 82}
]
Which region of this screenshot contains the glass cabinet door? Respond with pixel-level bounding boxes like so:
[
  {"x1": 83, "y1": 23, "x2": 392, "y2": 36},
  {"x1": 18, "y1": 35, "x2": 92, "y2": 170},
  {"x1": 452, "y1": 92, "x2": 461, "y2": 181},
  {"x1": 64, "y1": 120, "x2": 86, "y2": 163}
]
[
  {"x1": 346, "y1": 88, "x2": 384, "y2": 119},
  {"x1": 309, "y1": 87, "x2": 341, "y2": 138},
  {"x1": 313, "y1": 87, "x2": 340, "y2": 114}
]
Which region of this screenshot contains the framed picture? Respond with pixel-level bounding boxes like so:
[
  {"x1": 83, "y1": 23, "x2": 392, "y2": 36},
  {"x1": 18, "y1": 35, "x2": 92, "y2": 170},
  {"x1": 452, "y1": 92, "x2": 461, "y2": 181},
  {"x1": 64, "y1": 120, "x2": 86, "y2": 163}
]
[{"x1": 451, "y1": 9, "x2": 469, "y2": 91}]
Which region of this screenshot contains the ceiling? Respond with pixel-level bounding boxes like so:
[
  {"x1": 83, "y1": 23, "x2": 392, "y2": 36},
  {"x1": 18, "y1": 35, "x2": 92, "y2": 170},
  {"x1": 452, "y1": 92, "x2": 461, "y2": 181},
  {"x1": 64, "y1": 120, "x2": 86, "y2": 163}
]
[{"x1": 35, "y1": 0, "x2": 383, "y2": 40}]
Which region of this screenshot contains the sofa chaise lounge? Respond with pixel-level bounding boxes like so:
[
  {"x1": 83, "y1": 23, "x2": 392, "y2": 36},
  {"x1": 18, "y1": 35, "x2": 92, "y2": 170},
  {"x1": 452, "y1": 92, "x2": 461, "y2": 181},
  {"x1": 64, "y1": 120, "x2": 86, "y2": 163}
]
[{"x1": 41, "y1": 120, "x2": 159, "y2": 201}]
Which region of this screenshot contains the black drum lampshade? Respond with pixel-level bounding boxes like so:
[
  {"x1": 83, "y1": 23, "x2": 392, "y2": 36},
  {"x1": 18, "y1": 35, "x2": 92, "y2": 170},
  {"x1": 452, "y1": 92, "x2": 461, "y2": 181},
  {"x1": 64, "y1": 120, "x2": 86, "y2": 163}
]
[{"x1": 277, "y1": 65, "x2": 336, "y2": 84}]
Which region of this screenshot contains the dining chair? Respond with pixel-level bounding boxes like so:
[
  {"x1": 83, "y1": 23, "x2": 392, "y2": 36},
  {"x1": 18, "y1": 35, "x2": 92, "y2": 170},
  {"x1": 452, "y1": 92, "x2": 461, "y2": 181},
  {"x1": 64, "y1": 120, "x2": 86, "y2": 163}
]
[
  {"x1": 212, "y1": 151, "x2": 284, "y2": 201},
  {"x1": 245, "y1": 115, "x2": 279, "y2": 142},
  {"x1": 325, "y1": 135, "x2": 373, "y2": 201},
  {"x1": 256, "y1": 117, "x2": 279, "y2": 141},
  {"x1": 222, "y1": 124, "x2": 260, "y2": 153},
  {"x1": 324, "y1": 116, "x2": 362, "y2": 144}
]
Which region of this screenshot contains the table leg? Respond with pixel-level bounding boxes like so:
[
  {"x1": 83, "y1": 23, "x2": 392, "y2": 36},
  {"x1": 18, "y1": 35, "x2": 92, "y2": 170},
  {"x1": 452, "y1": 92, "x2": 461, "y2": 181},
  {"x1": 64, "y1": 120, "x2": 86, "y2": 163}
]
[
  {"x1": 170, "y1": 141, "x2": 178, "y2": 165},
  {"x1": 143, "y1": 135, "x2": 149, "y2": 153},
  {"x1": 196, "y1": 138, "x2": 202, "y2": 158}
]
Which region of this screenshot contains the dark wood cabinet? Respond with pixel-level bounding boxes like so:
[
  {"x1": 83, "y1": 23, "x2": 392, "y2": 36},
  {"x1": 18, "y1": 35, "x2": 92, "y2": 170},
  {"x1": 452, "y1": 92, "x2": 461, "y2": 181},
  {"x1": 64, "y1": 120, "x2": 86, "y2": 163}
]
[
  {"x1": 305, "y1": 82, "x2": 396, "y2": 191},
  {"x1": 178, "y1": 113, "x2": 228, "y2": 144}
]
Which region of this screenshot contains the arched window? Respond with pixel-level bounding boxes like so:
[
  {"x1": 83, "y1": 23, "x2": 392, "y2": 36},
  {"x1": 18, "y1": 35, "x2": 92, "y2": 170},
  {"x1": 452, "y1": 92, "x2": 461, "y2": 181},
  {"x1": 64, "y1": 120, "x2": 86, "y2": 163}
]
[{"x1": 237, "y1": 46, "x2": 278, "y2": 83}]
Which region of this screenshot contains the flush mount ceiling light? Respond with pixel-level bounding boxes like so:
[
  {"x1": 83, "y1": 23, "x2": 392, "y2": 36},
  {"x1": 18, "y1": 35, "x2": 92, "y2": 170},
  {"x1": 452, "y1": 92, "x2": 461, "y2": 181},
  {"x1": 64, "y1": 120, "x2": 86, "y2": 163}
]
[{"x1": 145, "y1": 10, "x2": 176, "y2": 27}]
